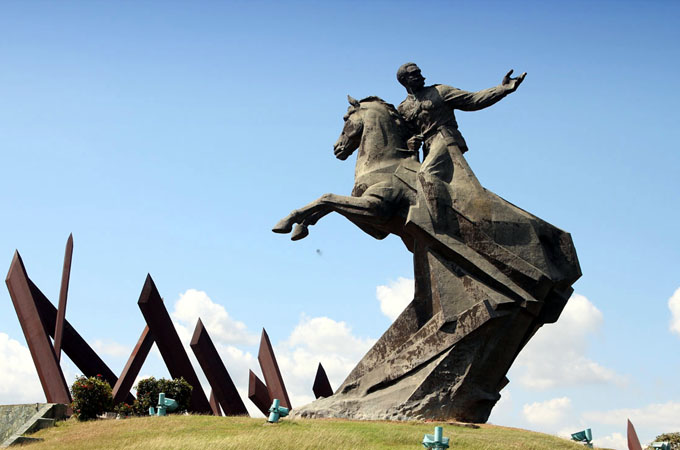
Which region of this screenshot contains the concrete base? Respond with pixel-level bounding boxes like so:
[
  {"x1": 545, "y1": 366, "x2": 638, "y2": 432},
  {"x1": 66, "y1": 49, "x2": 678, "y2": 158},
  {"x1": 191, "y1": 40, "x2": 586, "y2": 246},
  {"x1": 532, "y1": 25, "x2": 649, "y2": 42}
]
[{"x1": 1, "y1": 403, "x2": 67, "y2": 447}]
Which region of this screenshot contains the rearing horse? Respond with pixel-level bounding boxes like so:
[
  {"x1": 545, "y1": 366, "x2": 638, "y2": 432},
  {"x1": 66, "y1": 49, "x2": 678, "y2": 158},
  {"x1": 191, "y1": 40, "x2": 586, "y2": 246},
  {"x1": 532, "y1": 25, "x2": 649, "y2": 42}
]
[
  {"x1": 273, "y1": 94, "x2": 581, "y2": 423},
  {"x1": 273, "y1": 95, "x2": 420, "y2": 241}
]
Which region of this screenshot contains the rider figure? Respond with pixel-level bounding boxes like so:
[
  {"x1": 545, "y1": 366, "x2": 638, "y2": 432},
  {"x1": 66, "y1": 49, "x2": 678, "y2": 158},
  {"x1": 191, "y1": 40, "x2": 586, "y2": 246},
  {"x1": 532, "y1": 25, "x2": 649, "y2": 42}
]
[{"x1": 396, "y1": 63, "x2": 526, "y2": 225}]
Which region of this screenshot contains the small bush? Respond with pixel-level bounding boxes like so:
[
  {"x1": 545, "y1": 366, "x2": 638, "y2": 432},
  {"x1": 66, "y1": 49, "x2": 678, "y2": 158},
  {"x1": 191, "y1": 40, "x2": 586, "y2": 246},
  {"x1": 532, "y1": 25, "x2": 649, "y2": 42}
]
[
  {"x1": 113, "y1": 402, "x2": 134, "y2": 417},
  {"x1": 133, "y1": 376, "x2": 192, "y2": 415},
  {"x1": 70, "y1": 374, "x2": 113, "y2": 421},
  {"x1": 647, "y1": 433, "x2": 680, "y2": 450}
]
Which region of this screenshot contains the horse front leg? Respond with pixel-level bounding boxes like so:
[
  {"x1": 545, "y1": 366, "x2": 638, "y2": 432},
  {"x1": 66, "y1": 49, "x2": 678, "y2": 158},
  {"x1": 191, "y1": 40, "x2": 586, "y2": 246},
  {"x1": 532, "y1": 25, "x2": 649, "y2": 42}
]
[
  {"x1": 289, "y1": 209, "x2": 328, "y2": 241},
  {"x1": 272, "y1": 196, "x2": 329, "y2": 234},
  {"x1": 272, "y1": 193, "x2": 383, "y2": 240}
]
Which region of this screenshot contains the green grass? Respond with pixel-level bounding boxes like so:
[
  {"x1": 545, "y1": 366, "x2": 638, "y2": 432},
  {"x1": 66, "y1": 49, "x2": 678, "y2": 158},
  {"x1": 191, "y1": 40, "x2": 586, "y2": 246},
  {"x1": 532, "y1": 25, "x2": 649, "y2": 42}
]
[{"x1": 25, "y1": 415, "x2": 611, "y2": 450}]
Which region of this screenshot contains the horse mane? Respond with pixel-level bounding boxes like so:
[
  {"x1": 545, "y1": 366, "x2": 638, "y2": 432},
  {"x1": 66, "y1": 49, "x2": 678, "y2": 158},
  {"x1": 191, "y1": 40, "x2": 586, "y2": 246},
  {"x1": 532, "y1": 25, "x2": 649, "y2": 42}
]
[
  {"x1": 358, "y1": 96, "x2": 409, "y2": 141},
  {"x1": 359, "y1": 96, "x2": 400, "y2": 116}
]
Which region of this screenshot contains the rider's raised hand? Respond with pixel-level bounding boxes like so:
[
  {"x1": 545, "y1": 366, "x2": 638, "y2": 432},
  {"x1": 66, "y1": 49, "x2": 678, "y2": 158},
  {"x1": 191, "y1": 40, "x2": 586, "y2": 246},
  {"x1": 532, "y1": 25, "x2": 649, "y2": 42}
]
[{"x1": 502, "y1": 69, "x2": 527, "y2": 93}]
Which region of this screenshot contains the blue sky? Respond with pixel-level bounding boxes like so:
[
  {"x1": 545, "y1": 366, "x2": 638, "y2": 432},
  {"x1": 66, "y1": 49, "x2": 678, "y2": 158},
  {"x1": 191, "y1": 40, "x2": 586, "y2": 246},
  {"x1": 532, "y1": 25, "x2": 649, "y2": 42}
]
[{"x1": 1, "y1": 2, "x2": 679, "y2": 448}]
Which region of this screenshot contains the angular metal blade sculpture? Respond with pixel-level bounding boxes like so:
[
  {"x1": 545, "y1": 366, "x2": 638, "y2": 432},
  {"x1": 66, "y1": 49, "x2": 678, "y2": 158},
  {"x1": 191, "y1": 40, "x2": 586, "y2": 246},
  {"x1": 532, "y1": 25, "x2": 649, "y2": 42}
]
[
  {"x1": 54, "y1": 233, "x2": 73, "y2": 362},
  {"x1": 312, "y1": 362, "x2": 333, "y2": 399},
  {"x1": 627, "y1": 419, "x2": 643, "y2": 450},
  {"x1": 6, "y1": 239, "x2": 243, "y2": 415},
  {"x1": 112, "y1": 325, "x2": 154, "y2": 405},
  {"x1": 209, "y1": 390, "x2": 222, "y2": 416},
  {"x1": 257, "y1": 328, "x2": 291, "y2": 409},
  {"x1": 30, "y1": 275, "x2": 133, "y2": 403},
  {"x1": 137, "y1": 274, "x2": 212, "y2": 414},
  {"x1": 6, "y1": 247, "x2": 136, "y2": 405},
  {"x1": 190, "y1": 319, "x2": 248, "y2": 416},
  {"x1": 5, "y1": 252, "x2": 71, "y2": 404},
  {"x1": 248, "y1": 370, "x2": 271, "y2": 416}
]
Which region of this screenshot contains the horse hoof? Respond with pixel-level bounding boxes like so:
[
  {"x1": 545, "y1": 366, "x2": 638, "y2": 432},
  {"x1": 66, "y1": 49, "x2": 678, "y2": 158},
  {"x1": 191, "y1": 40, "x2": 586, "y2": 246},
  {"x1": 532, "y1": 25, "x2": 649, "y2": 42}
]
[
  {"x1": 291, "y1": 224, "x2": 309, "y2": 241},
  {"x1": 272, "y1": 218, "x2": 293, "y2": 234}
]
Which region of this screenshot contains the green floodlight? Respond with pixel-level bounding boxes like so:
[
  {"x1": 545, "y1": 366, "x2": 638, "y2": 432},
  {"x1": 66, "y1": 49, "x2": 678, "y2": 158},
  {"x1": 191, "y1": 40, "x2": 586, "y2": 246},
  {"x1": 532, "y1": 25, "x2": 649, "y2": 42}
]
[
  {"x1": 148, "y1": 392, "x2": 178, "y2": 416},
  {"x1": 267, "y1": 398, "x2": 289, "y2": 423},
  {"x1": 571, "y1": 428, "x2": 593, "y2": 448},
  {"x1": 422, "y1": 426, "x2": 450, "y2": 449},
  {"x1": 651, "y1": 443, "x2": 671, "y2": 450}
]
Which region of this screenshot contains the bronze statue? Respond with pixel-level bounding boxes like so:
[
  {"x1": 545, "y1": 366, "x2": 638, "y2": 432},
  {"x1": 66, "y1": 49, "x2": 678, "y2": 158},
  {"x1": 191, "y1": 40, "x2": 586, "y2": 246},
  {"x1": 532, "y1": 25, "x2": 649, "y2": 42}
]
[{"x1": 273, "y1": 64, "x2": 580, "y2": 423}]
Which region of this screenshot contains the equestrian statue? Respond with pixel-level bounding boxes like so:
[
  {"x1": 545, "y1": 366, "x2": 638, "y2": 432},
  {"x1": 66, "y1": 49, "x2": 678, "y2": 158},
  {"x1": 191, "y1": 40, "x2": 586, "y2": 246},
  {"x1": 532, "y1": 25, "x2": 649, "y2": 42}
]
[{"x1": 273, "y1": 64, "x2": 581, "y2": 423}]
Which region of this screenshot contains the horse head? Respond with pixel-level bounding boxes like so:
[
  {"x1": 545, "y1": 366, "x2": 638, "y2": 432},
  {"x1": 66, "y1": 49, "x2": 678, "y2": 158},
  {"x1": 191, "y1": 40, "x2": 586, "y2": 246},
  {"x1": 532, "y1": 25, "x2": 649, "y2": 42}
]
[
  {"x1": 333, "y1": 95, "x2": 410, "y2": 171},
  {"x1": 333, "y1": 95, "x2": 363, "y2": 161}
]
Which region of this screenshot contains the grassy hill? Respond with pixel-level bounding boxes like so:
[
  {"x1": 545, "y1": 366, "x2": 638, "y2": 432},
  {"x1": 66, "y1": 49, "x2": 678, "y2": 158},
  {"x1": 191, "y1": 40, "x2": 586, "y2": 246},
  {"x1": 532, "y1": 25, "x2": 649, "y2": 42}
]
[{"x1": 26, "y1": 415, "x2": 611, "y2": 449}]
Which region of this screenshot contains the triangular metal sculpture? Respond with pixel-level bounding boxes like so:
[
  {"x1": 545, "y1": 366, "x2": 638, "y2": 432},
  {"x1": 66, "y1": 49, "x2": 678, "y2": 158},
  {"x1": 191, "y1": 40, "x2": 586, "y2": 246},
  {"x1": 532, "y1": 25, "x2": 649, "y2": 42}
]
[
  {"x1": 6, "y1": 237, "x2": 271, "y2": 417},
  {"x1": 30, "y1": 273, "x2": 133, "y2": 403},
  {"x1": 312, "y1": 362, "x2": 333, "y2": 399},
  {"x1": 248, "y1": 370, "x2": 271, "y2": 416},
  {"x1": 112, "y1": 325, "x2": 154, "y2": 405},
  {"x1": 6, "y1": 238, "x2": 253, "y2": 416},
  {"x1": 6, "y1": 240, "x2": 137, "y2": 405},
  {"x1": 209, "y1": 390, "x2": 222, "y2": 416},
  {"x1": 6, "y1": 251, "x2": 71, "y2": 404},
  {"x1": 627, "y1": 419, "x2": 643, "y2": 450},
  {"x1": 53, "y1": 233, "x2": 73, "y2": 362},
  {"x1": 257, "y1": 328, "x2": 291, "y2": 409},
  {"x1": 137, "y1": 274, "x2": 212, "y2": 413},
  {"x1": 190, "y1": 319, "x2": 248, "y2": 416}
]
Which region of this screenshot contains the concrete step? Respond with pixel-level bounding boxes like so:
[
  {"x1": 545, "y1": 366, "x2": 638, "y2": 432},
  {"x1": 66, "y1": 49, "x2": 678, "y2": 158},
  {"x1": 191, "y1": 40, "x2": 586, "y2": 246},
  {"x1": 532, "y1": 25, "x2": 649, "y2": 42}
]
[
  {"x1": 30, "y1": 418, "x2": 55, "y2": 432},
  {"x1": 0, "y1": 404, "x2": 66, "y2": 448},
  {"x1": 8, "y1": 436, "x2": 43, "y2": 446}
]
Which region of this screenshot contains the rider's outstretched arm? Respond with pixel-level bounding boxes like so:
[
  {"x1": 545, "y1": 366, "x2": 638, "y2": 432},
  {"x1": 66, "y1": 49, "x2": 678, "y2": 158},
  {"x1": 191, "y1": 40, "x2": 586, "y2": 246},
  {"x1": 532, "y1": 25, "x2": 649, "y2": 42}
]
[
  {"x1": 439, "y1": 70, "x2": 526, "y2": 112},
  {"x1": 438, "y1": 83, "x2": 512, "y2": 112}
]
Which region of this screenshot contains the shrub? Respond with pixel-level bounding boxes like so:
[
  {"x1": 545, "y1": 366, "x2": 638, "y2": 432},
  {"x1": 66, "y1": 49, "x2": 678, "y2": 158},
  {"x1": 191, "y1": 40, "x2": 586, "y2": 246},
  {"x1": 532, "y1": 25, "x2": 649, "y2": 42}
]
[
  {"x1": 133, "y1": 377, "x2": 192, "y2": 415},
  {"x1": 647, "y1": 433, "x2": 680, "y2": 450},
  {"x1": 113, "y1": 402, "x2": 134, "y2": 418},
  {"x1": 70, "y1": 374, "x2": 113, "y2": 421}
]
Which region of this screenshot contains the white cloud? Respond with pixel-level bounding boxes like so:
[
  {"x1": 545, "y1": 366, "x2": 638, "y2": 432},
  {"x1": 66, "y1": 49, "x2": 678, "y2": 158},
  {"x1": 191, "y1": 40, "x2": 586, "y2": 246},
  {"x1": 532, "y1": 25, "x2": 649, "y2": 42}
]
[
  {"x1": 171, "y1": 289, "x2": 258, "y2": 346},
  {"x1": 512, "y1": 293, "x2": 626, "y2": 389},
  {"x1": 668, "y1": 287, "x2": 680, "y2": 336},
  {"x1": 276, "y1": 315, "x2": 376, "y2": 408},
  {"x1": 92, "y1": 339, "x2": 130, "y2": 358},
  {"x1": 162, "y1": 289, "x2": 376, "y2": 417},
  {"x1": 167, "y1": 289, "x2": 260, "y2": 415},
  {"x1": 165, "y1": 289, "x2": 375, "y2": 416},
  {"x1": 174, "y1": 306, "x2": 376, "y2": 416},
  {"x1": 376, "y1": 277, "x2": 413, "y2": 321},
  {"x1": 581, "y1": 402, "x2": 680, "y2": 449},
  {"x1": 0, "y1": 335, "x2": 83, "y2": 404},
  {"x1": 0, "y1": 332, "x2": 44, "y2": 404},
  {"x1": 286, "y1": 316, "x2": 374, "y2": 359},
  {"x1": 582, "y1": 401, "x2": 680, "y2": 432},
  {"x1": 593, "y1": 432, "x2": 627, "y2": 450},
  {"x1": 523, "y1": 397, "x2": 572, "y2": 426},
  {"x1": 210, "y1": 343, "x2": 258, "y2": 409}
]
